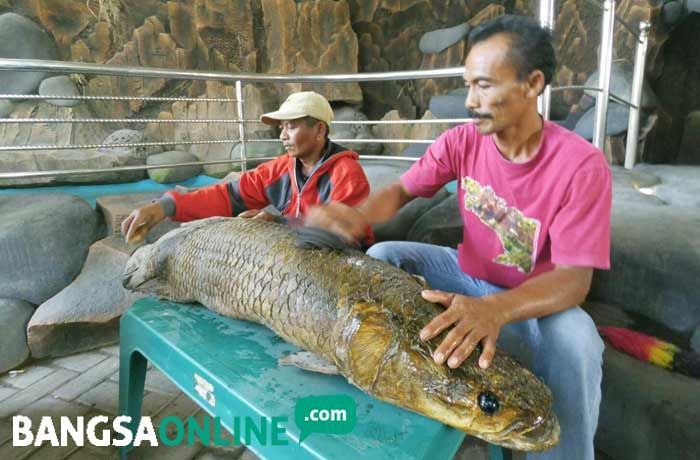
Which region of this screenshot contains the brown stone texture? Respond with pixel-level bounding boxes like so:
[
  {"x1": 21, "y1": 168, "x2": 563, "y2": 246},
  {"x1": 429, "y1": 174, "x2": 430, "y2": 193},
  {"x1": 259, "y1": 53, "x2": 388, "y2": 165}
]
[
  {"x1": 27, "y1": 0, "x2": 92, "y2": 53},
  {"x1": 0, "y1": 100, "x2": 110, "y2": 152},
  {"x1": 96, "y1": 193, "x2": 181, "y2": 242},
  {"x1": 349, "y1": 1, "x2": 526, "y2": 119},
  {"x1": 262, "y1": 0, "x2": 362, "y2": 103},
  {"x1": 86, "y1": 16, "x2": 179, "y2": 118},
  {"x1": 169, "y1": 81, "x2": 277, "y2": 176},
  {"x1": 372, "y1": 109, "x2": 451, "y2": 156},
  {"x1": 195, "y1": 0, "x2": 258, "y2": 72}
]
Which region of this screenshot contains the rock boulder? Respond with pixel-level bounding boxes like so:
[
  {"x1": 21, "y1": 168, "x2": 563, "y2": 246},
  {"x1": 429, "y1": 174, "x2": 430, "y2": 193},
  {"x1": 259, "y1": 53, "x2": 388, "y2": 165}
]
[
  {"x1": 0, "y1": 13, "x2": 59, "y2": 95},
  {"x1": 27, "y1": 239, "x2": 147, "y2": 358},
  {"x1": 0, "y1": 299, "x2": 35, "y2": 374},
  {"x1": 0, "y1": 194, "x2": 100, "y2": 305}
]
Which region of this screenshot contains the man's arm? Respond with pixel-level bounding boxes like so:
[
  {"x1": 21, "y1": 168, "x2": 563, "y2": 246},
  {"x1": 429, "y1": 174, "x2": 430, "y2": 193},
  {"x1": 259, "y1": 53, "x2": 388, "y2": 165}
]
[
  {"x1": 420, "y1": 265, "x2": 593, "y2": 369},
  {"x1": 305, "y1": 181, "x2": 416, "y2": 242}
]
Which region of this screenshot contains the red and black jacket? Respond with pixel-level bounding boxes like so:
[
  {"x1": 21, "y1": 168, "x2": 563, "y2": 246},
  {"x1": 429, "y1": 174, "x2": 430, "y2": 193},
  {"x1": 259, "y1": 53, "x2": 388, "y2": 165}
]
[{"x1": 164, "y1": 141, "x2": 371, "y2": 224}]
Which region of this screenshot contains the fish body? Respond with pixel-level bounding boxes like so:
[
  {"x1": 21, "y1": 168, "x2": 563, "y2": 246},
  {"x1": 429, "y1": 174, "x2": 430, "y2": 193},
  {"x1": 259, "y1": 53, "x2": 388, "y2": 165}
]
[{"x1": 123, "y1": 217, "x2": 559, "y2": 450}]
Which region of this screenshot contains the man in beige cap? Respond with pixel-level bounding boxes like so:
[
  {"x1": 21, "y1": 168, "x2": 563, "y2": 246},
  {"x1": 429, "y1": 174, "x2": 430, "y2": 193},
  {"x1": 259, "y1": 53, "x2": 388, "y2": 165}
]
[{"x1": 122, "y1": 91, "x2": 370, "y2": 243}]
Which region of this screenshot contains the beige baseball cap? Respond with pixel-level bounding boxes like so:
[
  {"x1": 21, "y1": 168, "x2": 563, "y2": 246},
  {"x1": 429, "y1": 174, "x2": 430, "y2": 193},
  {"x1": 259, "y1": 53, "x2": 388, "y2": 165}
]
[{"x1": 260, "y1": 91, "x2": 334, "y2": 126}]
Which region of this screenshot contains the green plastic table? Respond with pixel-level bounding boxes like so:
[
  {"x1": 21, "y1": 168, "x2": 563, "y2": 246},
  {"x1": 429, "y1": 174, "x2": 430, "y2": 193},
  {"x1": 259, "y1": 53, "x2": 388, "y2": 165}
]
[{"x1": 119, "y1": 297, "x2": 512, "y2": 460}]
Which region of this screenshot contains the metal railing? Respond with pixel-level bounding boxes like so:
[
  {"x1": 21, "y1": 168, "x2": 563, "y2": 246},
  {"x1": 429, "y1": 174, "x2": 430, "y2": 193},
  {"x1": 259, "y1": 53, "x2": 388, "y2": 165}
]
[
  {"x1": 0, "y1": 61, "x2": 471, "y2": 181},
  {"x1": 538, "y1": 0, "x2": 650, "y2": 168},
  {"x1": 0, "y1": 2, "x2": 651, "y2": 182}
]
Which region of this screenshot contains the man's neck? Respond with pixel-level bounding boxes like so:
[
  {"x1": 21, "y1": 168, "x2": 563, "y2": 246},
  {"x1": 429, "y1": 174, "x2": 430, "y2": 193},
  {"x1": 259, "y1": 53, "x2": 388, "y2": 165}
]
[
  {"x1": 493, "y1": 111, "x2": 544, "y2": 164},
  {"x1": 298, "y1": 141, "x2": 327, "y2": 176}
]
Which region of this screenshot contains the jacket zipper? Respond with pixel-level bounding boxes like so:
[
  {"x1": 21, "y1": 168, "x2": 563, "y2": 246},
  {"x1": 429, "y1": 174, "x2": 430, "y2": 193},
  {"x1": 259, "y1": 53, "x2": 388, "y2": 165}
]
[{"x1": 293, "y1": 158, "x2": 325, "y2": 218}]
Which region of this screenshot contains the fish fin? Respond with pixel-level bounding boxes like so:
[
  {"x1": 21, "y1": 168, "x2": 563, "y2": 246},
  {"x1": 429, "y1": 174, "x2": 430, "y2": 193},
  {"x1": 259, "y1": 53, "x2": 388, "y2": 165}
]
[{"x1": 278, "y1": 351, "x2": 340, "y2": 375}]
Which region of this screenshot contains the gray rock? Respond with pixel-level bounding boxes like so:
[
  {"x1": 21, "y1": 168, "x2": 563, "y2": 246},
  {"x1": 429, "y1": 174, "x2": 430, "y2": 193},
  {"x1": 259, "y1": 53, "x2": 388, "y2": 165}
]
[
  {"x1": 691, "y1": 326, "x2": 700, "y2": 354},
  {"x1": 0, "y1": 194, "x2": 99, "y2": 305},
  {"x1": 0, "y1": 148, "x2": 147, "y2": 186},
  {"x1": 590, "y1": 166, "x2": 700, "y2": 339},
  {"x1": 584, "y1": 61, "x2": 658, "y2": 110},
  {"x1": 99, "y1": 129, "x2": 163, "y2": 159},
  {"x1": 633, "y1": 164, "x2": 700, "y2": 207},
  {"x1": 27, "y1": 239, "x2": 147, "y2": 359},
  {"x1": 231, "y1": 142, "x2": 284, "y2": 171},
  {"x1": 419, "y1": 23, "x2": 470, "y2": 54},
  {"x1": 193, "y1": 142, "x2": 240, "y2": 178},
  {"x1": 373, "y1": 189, "x2": 450, "y2": 242},
  {"x1": 0, "y1": 299, "x2": 35, "y2": 374},
  {"x1": 574, "y1": 102, "x2": 630, "y2": 140},
  {"x1": 147, "y1": 150, "x2": 202, "y2": 183},
  {"x1": 428, "y1": 94, "x2": 471, "y2": 119},
  {"x1": 406, "y1": 195, "x2": 463, "y2": 248},
  {"x1": 38, "y1": 76, "x2": 81, "y2": 108},
  {"x1": 402, "y1": 143, "x2": 429, "y2": 158},
  {"x1": 662, "y1": 1, "x2": 685, "y2": 27},
  {"x1": 597, "y1": 346, "x2": 700, "y2": 460},
  {"x1": 0, "y1": 99, "x2": 13, "y2": 117},
  {"x1": 331, "y1": 106, "x2": 383, "y2": 156},
  {"x1": 0, "y1": 13, "x2": 59, "y2": 95},
  {"x1": 359, "y1": 158, "x2": 412, "y2": 192},
  {"x1": 677, "y1": 111, "x2": 700, "y2": 165},
  {"x1": 688, "y1": 0, "x2": 700, "y2": 13}
]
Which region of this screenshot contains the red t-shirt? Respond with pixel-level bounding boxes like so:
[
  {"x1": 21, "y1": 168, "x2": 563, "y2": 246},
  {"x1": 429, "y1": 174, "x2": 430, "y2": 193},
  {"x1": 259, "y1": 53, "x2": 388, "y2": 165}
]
[{"x1": 401, "y1": 121, "x2": 612, "y2": 288}]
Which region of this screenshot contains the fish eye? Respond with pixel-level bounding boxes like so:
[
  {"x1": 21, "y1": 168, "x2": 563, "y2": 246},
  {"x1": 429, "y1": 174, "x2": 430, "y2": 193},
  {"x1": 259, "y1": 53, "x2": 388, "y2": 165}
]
[{"x1": 478, "y1": 391, "x2": 500, "y2": 415}]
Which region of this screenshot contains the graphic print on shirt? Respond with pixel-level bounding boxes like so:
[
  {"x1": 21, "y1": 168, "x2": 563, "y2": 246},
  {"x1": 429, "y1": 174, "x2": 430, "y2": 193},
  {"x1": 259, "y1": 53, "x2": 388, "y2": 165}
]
[{"x1": 461, "y1": 177, "x2": 540, "y2": 273}]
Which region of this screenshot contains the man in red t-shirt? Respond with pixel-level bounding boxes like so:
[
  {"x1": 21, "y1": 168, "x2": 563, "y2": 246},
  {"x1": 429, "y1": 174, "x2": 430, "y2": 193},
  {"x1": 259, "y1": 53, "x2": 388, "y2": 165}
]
[
  {"x1": 122, "y1": 91, "x2": 370, "y2": 243},
  {"x1": 306, "y1": 16, "x2": 610, "y2": 460}
]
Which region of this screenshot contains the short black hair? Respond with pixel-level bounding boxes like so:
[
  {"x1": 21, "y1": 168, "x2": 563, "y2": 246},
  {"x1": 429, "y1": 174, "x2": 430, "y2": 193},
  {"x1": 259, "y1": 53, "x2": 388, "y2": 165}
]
[
  {"x1": 468, "y1": 15, "x2": 556, "y2": 88},
  {"x1": 299, "y1": 116, "x2": 330, "y2": 140}
]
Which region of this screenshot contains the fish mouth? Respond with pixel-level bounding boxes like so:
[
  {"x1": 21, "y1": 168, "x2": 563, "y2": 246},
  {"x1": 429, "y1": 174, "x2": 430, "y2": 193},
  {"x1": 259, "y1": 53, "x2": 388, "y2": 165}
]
[
  {"x1": 122, "y1": 266, "x2": 148, "y2": 290},
  {"x1": 122, "y1": 271, "x2": 135, "y2": 288},
  {"x1": 481, "y1": 414, "x2": 560, "y2": 451}
]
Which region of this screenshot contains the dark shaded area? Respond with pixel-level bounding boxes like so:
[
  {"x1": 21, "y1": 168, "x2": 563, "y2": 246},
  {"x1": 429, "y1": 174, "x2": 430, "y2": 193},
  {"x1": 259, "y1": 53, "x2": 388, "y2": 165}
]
[{"x1": 648, "y1": 14, "x2": 700, "y2": 164}]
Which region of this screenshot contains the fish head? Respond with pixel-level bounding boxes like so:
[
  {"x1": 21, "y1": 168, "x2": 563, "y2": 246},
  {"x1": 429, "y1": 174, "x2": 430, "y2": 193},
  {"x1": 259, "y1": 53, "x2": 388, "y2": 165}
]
[
  {"x1": 122, "y1": 220, "x2": 211, "y2": 294},
  {"x1": 342, "y1": 301, "x2": 559, "y2": 451},
  {"x1": 403, "y1": 346, "x2": 560, "y2": 451},
  {"x1": 122, "y1": 244, "x2": 163, "y2": 294}
]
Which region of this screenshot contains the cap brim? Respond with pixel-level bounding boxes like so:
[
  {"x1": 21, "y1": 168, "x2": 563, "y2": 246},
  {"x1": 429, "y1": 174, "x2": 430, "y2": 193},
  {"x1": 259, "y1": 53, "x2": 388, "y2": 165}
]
[{"x1": 259, "y1": 110, "x2": 308, "y2": 125}]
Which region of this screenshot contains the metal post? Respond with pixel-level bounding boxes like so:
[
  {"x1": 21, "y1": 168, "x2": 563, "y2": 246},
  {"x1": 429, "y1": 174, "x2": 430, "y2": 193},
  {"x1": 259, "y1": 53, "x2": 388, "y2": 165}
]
[
  {"x1": 624, "y1": 22, "x2": 650, "y2": 169},
  {"x1": 593, "y1": 0, "x2": 616, "y2": 149},
  {"x1": 538, "y1": 0, "x2": 555, "y2": 119},
  {"x1": 235, "y1": 80, "x2": 247, "y2": 172}
]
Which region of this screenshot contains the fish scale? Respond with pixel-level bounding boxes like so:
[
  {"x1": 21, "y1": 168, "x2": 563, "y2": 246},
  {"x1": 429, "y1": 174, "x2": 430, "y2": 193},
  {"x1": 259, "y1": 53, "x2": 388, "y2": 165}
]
[{"x1": 123, "y1": 217, "x2": 560, "y2": 451}]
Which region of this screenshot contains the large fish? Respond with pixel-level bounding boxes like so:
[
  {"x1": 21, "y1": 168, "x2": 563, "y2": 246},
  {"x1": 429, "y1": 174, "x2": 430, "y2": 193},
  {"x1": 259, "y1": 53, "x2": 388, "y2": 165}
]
[{"x1": 122, "y1": 217, "x2": 559, "y2": 450}]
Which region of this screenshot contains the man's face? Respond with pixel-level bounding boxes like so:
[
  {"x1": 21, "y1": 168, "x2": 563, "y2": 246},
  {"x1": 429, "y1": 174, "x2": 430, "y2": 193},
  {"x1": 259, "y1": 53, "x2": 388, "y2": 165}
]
[
  {"x1": 279, "y1": 119, "x2": 324, "y2": 160},
  {"x1": 463, "y1": 34, "x2": 537, "y2": 135}
]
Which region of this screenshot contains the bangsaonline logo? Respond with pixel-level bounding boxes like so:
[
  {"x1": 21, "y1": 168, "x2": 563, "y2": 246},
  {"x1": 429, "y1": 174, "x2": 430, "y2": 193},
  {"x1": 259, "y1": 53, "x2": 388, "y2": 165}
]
[
  {"x1": 12, "y1": 415, "x2": 289, "y2": 447},
  {"x1": 11, "y1": 394, "x2": 356, "y2": 447}
]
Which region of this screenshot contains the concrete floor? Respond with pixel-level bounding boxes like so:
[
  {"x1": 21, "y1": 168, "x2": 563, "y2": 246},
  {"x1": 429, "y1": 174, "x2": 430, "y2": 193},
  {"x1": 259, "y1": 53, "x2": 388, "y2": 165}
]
[{"x1": 0, "y1": 345, "x2": 508, "y2": 460}]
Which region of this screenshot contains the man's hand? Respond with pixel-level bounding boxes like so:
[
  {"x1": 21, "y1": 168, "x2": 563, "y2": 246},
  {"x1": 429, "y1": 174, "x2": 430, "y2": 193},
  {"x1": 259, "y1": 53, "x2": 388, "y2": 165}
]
[
  {"x1": 305, "y1": 202, "x2": 369, "y2": 244},
  {"x1": 419, "y1": 289, "x2": 508, "y2": 370},
  {"x1": 238, "y1": 209, "x2": 275, "y2": 222},
  {"x1": 121, "y1": 202, "x2": 166, "y2": 244}
]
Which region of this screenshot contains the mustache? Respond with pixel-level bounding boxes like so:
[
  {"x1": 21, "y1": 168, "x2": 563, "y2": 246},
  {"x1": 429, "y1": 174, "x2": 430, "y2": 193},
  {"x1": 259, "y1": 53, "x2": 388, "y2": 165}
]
[{"x1": 465, "y1": 110, "x2": 493, "y2": 119}]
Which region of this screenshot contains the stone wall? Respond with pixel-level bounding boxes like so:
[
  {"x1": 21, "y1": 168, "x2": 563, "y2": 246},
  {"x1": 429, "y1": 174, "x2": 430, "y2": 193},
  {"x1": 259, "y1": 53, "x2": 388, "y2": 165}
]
[{"x1": 0, "y1": 0, "x2": 697, "y2": 169}]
